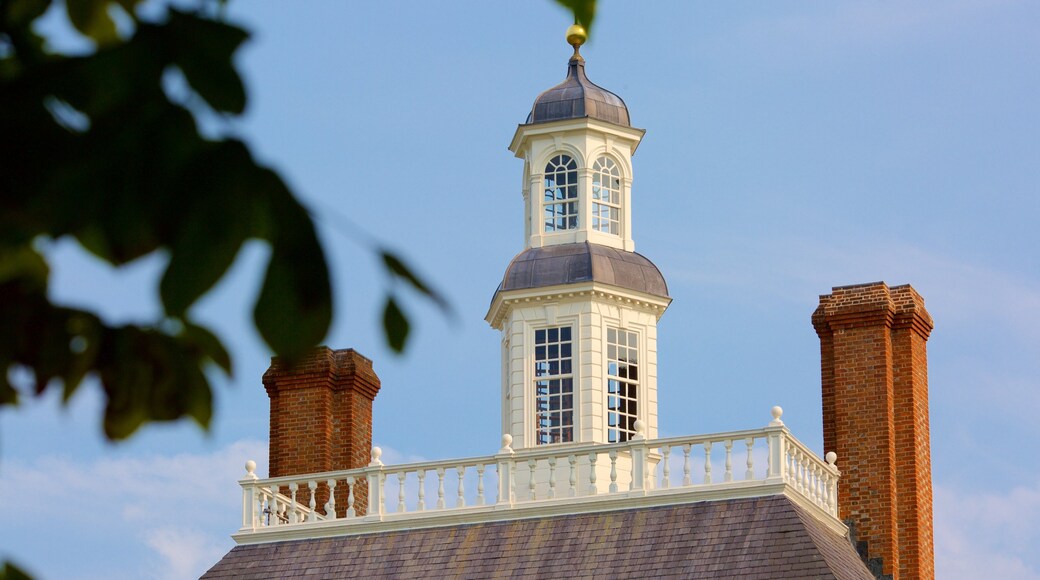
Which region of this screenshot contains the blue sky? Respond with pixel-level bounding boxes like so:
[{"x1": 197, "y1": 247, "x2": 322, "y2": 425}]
[{"x1": 2, "y1": 1, "x2": 1038, "y2": 578}]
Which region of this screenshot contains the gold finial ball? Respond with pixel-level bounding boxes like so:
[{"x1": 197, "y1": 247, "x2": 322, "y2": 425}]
[{"x1": 566, "y1": 24, "x2": 587, "y2": 48}]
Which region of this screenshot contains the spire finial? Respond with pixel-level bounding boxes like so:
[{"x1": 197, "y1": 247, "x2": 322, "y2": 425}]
[{"x1": 566, "y1": 23, "x2": 587, "y2": 59}]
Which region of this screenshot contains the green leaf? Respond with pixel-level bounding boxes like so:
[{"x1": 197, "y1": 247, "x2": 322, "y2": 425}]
[
  {"x1": 167, "y1": 10, "x2": 249, "y2": 114},
  {"x1": 0, "y1": 245, "x2": 49, "y2": 290},
  {"x1": 65, "y1": 0, "x2": 119, "y2": 45},
  {"x1": 182, "y1": 321, "x2": 232, "y2": 375},
  {"x1": 4, "y1": 0, "x2": 52, "y2": 29},
  {"x1": 159, "y1": 208, "x2": 246, "y2": 317},
  {"x1": 381, "y1": 250, "x2": 451, "y2": 313},
  {"x1": 382, "y1": 296, "x2": 409, "y2": 353},
  {"x1": 253, "y1": 174, "x2": 332, "y2": 361},
  {"x1": 0, "y1": 560, "x2": 33, "y2": 580},
  {"x1": 98, "y1": 326, "x2": 213, "y2": 439},
  {"x1": 0, "y1": 372, "x2": 17, "y2": 406},
  {"x1": 554, "y1": 0, "x2": 596, "y2": 34}
]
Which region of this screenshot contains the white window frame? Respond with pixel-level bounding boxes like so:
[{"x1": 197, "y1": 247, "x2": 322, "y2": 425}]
[
  {"x1": 591, "y1": 156, "x2": 622, "y2": 236},
  {"x1": 532, "y1": 325, "x2": 575, "y2": 445},
  {"x1": 543, "y1": 154, "x2": 579, "y2": 233},
  {"x1": 606, "y1": 326, "x2": 640, "y2": 443}
]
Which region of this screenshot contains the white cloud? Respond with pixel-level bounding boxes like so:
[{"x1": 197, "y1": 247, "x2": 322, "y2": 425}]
[
  {"x1": 935, "y1": 480, "x2": 1040, "y2": 579},
  {"x1": 145, "y1": 527, "x2": 229, "y2": 580},
  {"x1": 670, "y1": 235, "x2": 1040, "y2": 341},
  {"x1": 0, "y1": 439, "x2": 266, "y2": 580}
]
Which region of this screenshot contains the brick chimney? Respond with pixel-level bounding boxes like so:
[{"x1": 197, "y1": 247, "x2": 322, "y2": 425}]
[
  {"x1": 263, "y1": 347, "x2": 381, "y2": 517},
  {"x1": 812, "y1": 282, "x2": 934, "y2": 580}
]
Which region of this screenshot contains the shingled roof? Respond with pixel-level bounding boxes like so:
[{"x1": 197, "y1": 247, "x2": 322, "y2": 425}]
[{"x1": 203, "y1": 495, "x2": 871, "y2": 579}]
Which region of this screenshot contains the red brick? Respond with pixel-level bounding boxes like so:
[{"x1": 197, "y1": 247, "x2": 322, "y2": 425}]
[
  {"x1": 813, "y1": 282, "x2": 934, "y2": 580},
  {"x1": 263, "y1": 347, "x2": 381, "y2": 517}
]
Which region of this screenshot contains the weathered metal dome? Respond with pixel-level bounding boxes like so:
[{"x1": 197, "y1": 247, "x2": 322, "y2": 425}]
[
  {"x1": 495, "y1": 242, "x2": 668, "y2": 299},
  {"x1": 526, "y1": 49, "x2": 631, "y2": 127}
]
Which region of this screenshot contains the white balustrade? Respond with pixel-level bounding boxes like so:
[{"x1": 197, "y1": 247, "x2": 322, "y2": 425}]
[{"x1": 236, "y1": 406, "x2": 841, "y2": 538}]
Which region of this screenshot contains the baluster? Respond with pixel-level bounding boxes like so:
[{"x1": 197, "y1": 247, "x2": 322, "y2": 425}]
[
  {"x1": 568, "y1": 455, "x2": 577, "y2": 497},
  {"x1": 263, "y1": 493, "x2": 273, "y2": 527},
  {"x1": 346, "y1": 475, "x2": 356, "y2": 518},
  {"x1": 397, "y1": 472, "x2": 407, "y2": 513},
  {"x1": 608, "y1": 449, "x2": 619, "y2": 493},
  {"x1": 682, "y1": 444, "x2": 692, "y2": 486},
  {"x1": 745, "y1": 438, "x2": 755, "y2": 480},
  {"x1": 267, "y1": 486, "x2": 278, "y2": 526},
  {"x1": 456, "y1": 466, "x2": 466, "y2": 508},
  {"x1": 476, "y1": 464, "x2": 486, "y2": 506},
  {"x1": 798, "y1": 452, "x2": 807, "y2": 493},
  {"x1": 801, "y1": 453, "x2": 810, "y2": 496},
  {"x1": 661, "y1": 445, "x2": 671, "y2": 489},
  {"x1": 288, "y1": 483, "x2": 299, "y2": 523},
  {"x1": 588, "y1": 452, "x2": 599, "y2": 495},
  {"x1": 307, "y1": 481, "x2": 318, "y2": 523},
  {"x1": 547, "y1": 457, "x2": 557, "y2": 499},
  {"x1": 278, "y1": 497, "x2": 288, "y2": 525},
  {"x1": 417, "y1": 471, "x2": 426, "y2": 511},
  {"x1": 811, "y1": 462, "x2": 820, "y2": 503},
  {"x1": 325, "y1": 479, "x2": 337, "y2": 520},
  {"x1": 724, "y1": 440, "x2": 733, "y2": 482},
  {"x1": 703, "y1": 442, "x2": 712, "y2": 484},
  {"x1": 795, "y1": 450, "x2": 802, "y2": 487},
  {"x1": 527, "y1": 459, "x2": 537, "y2": 501},
  {"x1": 436, "y1": 468, "x2": 446, "y2": 509},
  {"x1": 825, "y1": 452, "x2": 838, "y2": 515}
]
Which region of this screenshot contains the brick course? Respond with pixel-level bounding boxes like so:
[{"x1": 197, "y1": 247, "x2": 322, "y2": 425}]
[
  {"x1": 813, "y1": 282, "x2": 934, "y2": 580},
  {"x1": 263, "y1": 347, "x2": 381, "y2": 517}
]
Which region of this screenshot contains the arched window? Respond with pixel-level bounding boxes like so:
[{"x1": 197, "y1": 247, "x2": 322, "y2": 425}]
[
  {"x1": 543, "y1": 155, "x2": 578, "y2": 232},
  {"x1": 592, "y1": 156, "x2": 621, "y2": 235}
]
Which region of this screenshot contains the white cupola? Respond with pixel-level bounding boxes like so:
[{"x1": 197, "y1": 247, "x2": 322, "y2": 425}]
[{"x1": 487, "y1": 26, "x2": 671, "y2": 452}]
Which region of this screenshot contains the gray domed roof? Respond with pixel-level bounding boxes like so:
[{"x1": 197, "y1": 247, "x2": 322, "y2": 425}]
[
  {"x1": 526, "y1": 51, "x2": 631, "y2": 127},
  {"x1": 496, "y1": 243, "x2": 668, "y2": 299}
]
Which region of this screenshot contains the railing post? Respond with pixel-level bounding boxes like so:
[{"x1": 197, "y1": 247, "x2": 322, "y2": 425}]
[
  {"x1": 766, "y1": 406, "x2": 786, "y2": 480},
  {"x1": 239, "y1": 460, "x2": 259, "y2": 531},
  {"x1": 825, "y1": 451, "x2": 840, "y2": 516},
  {"x1": 496, "y1": 434, "x2": 515, "y2": 507},
  {"x1": 366, "y1": 446, "x2": 385, "y2": 520},
  {"x1": 630, "y1": 420, "x2": 648, "y2": 492}
]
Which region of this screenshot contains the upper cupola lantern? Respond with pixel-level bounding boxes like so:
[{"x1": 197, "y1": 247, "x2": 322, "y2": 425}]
[
  {"x1": 527, "y1": 25, "x2": 631, "y2": 127},
  {"x1": 508, "y1": 26, "x2": 647, "y2": 254}
]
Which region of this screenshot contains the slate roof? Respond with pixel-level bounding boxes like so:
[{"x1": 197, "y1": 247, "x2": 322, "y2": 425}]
[
  {"x1": 203, "y1": 495, "x2": 872, "y2": 579},
  {"x1": 495, "y1": 242, "x2": 669, "y2": 300},
  {"x1": 526, "y1": 52, "x2": 631, "y2": 127}
]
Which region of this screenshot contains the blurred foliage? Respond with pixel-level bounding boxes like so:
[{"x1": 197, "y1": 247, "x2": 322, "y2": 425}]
[
  {"x1": 0, "y1": 0, "x2": 588, "y2": 574},
  {"x1": 555, "y1": 0, "x2": 595, "y2": 32},
  {"x1": 0, "y1": 0, "x2": 446, "y2": 445}
]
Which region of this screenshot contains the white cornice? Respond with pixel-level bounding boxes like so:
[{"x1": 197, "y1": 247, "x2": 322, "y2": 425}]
[
  {"x1": 232, "y1": 482, "x2": 844, "y2": 546},
  {"x1": 485, "y1": 282, "x2": 672, "y2": 329},
  {"x1": 509, "y1": 118, "x2": 646, "y2": 158}
]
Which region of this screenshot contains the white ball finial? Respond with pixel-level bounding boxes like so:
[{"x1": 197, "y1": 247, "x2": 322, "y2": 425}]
[
  {"x1": 369, "y1": 446, "x2": 384, "y2": 467},
  {"x1": 769, "y1": 405, "x2": 784, "y2": 426},
  {"x1": 825, "y1": 451, "x2": 837, "y2": 466},
  {"x1": 500, "y1": 433, "x2": 514, "y2": 453},
  {"x1": 244, "y1": 459, "x2": 258, "y2": 480},
  {"x1": 633, "y1": 419, "x2": 646, "y2": 440}
]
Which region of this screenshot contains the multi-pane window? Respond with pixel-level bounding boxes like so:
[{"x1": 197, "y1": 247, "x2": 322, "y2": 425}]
[
  {"x1": 544, "y1": 155, "x2": 578, "y2": 232},
  {"x1": 534, "y1": 326, "x2": 573, "y2": 444},
  {"x1": 592, "y1": 156, "x2": 621, "y2": 235},
  {"x1": 607, "y1": 328, "x2": 639, "y2": 443}
]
